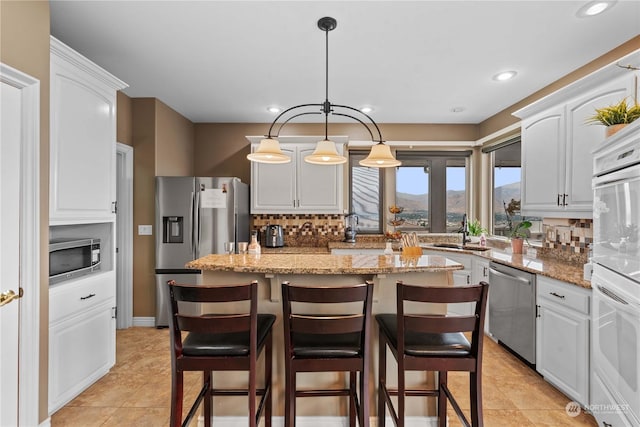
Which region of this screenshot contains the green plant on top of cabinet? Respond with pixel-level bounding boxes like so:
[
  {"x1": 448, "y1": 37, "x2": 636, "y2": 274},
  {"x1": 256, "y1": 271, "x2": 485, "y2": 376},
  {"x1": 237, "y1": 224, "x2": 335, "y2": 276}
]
[
  {"x1": 249, "y1": 137, "x2": 345, "y2": 214},
  {"x1": 515, "y1": 72, "x2": 637, "y2": 218},
  {"x1": 50, "y1": 37, "x2": 127, "y2": 224}
]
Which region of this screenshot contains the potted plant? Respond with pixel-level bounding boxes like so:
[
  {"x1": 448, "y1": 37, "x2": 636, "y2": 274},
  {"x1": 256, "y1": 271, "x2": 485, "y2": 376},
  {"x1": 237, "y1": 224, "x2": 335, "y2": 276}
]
[
  {"x1": 467, "y1": 218, "x2": 487, "y2": 243},
  {"x1": 504, "y1": 199, "x2": 532, "y2": 254},
  {"x1": 586, "y1": 98, "x2": 640, "y2": 137}
]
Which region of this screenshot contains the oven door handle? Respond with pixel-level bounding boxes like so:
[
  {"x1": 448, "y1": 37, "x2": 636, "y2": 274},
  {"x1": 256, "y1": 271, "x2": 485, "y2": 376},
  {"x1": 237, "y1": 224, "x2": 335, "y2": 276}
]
[{"x1": 596, "y1": 284, "x2": 629, "y2": 306}]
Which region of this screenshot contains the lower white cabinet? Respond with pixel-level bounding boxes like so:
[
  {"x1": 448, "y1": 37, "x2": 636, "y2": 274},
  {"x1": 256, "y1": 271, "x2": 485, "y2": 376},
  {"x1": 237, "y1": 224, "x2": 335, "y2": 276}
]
[
  {"x1": 49, "y1": 271, "x2": 116, "y2": 414},
  {"x1": 536, "y1": 275, "x2": 590, "y2": 406},
  {"x1": 472, "y1": 257, "x2": 491, "y2": 335}
]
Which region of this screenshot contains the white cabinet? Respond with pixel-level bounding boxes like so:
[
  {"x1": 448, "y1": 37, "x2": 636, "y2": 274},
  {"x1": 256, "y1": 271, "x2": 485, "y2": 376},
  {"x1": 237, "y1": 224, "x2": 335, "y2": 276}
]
[
  {"x1": 49, "y1": 271, "x2": 116, "y2": 414},
  {"x1": 50, "y1": 37, "x2": 127, "y2": 224},
  {"x1": 536, "y1": 275, "x2": 590, "y2": 406},
  {"x1": 472, "y1": 257, "x2": 491, "y2": 335},
  {"x1": 424, "y1": 250, "x2": 473, "y2": 316},
  {"x1": 516, "y1": 73, "x2": 636, "y2": 218},
  {"x1": 249, "y1": 138, "x2": 345, "y2": 214}
]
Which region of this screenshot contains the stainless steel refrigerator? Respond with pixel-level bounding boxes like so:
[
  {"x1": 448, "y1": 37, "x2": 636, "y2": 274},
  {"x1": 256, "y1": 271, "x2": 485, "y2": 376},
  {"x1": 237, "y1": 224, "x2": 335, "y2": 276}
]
[{"x1": 154, "y1": 177, "x2": 249, "y2": 327}]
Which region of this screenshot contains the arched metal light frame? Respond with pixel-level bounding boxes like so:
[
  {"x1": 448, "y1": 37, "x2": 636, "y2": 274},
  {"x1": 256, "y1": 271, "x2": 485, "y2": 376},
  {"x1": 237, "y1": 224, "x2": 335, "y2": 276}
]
[{"x1": 247, "y1": 17, "x2": 401, "y2": 168}]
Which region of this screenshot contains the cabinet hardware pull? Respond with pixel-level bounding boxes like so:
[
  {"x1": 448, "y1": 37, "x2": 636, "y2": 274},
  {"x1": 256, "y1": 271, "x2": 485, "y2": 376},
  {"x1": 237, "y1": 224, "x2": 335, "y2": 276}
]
[
  {"x1": 563, "y1": 194, "x2": 568, "y2": 206},
  {"x1": 112, "y1": 201, "x2": 117, "y2": 214},
  {"x1": 557, "y1": 194, "x2": 561, "y2": 206},
  {"x1": 549, "y1": 292, "x2": 565, "y2": 299},
  {"x1": 483, "y1": 266, "x2": 488, "y2": 277},
  {"x1": 466, "y1": 274, "x2": 470, "y2": 284},
  {"x1": 80, "y1": 293, "x2": 96, "y2": 300},
  {"x1": 536, "y1": 304, "x2": 541, "y2": 318}
]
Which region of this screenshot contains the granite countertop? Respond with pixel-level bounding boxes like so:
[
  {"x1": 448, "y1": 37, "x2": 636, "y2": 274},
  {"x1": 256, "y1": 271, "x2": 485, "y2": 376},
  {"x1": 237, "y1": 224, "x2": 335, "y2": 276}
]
[
  {"x1": 186, "y1": 253, "x2": 464, "y2": 275},
  {"x1": 420, "y1": 244, "x2": 591, "y2": 289}
]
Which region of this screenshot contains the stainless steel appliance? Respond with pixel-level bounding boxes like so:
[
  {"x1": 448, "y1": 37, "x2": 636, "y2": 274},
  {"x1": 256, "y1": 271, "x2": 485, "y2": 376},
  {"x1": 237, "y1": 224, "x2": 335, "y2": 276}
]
[
  {"x1": 49, "y1": 238, "x2": 101, "y2": 285},
  {"x1": 344, "y1": 213, "x2": 358, "y2": 243},
  {"x1": 155, "y1": 177, "x2": 249, "y2": 327},
  {"x1": 488, "y1": 261, "x2": 536, "y2": 365},
  {"x1": 265, "y1": 224, "x2": 284, "y2": 248},
  {"x1": 591, "y1": 124, "x2": 640, "y2": 427}
]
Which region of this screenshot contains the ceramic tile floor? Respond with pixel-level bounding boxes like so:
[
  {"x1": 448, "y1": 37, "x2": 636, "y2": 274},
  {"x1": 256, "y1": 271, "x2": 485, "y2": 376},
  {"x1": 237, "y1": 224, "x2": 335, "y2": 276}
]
[{"x1": 51, "y1": 327, "x2": 597, "y2": 426}]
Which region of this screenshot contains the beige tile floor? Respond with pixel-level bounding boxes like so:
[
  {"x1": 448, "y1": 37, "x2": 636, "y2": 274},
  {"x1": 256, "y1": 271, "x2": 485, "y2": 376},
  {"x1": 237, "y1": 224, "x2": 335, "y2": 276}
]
[{"x1": 51, "y1": 327, "x2": 597, "y2": 426}]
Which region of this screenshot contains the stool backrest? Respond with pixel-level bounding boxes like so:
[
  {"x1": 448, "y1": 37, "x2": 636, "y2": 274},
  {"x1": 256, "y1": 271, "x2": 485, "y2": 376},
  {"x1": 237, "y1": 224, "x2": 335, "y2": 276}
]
[
  {"x1": 167, "y1": 280, "x2": 258, "y2": 354},
  {"x1": 282, "y1": 281, "x2": 374, "y2": 348},
  {"x1": 397, "y1": 281, "x2": 489, "y2": 357}
]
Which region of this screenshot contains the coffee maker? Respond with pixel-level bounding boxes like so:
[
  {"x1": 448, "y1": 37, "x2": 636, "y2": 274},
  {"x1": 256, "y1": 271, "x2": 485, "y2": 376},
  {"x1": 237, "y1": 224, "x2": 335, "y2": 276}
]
[{"x1": 344, "y1": 213, "x2": 358, "y2": 243}]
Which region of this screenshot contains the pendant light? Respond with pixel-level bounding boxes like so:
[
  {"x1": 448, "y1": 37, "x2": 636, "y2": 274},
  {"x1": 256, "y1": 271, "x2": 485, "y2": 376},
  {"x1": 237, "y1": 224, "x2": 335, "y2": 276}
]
[{"x1": 248, "y1": 17, "x2": 400, "y2": 168}]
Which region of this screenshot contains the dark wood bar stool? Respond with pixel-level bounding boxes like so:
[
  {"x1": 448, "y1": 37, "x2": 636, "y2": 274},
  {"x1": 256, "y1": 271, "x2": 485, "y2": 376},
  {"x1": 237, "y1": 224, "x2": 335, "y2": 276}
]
[
  {"x1": 167, "y1": 280, "x2": 275, "y2": 427},
  {"x1": 376, "y1": 281, "x2": 489, "y2": 427},
  {"x1": 281, "y1": 281, "x2": 374, "y2": 427}
]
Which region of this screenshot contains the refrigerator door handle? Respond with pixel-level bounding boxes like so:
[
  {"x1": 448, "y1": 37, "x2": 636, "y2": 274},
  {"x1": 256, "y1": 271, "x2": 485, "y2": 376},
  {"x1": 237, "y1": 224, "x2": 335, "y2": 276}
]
[
  {"x1": 195, "y1": 189, "x2": 201, "y2": 257},
  {"x1": 190, "y1": 191, "x2": 197, "y2": 260}
]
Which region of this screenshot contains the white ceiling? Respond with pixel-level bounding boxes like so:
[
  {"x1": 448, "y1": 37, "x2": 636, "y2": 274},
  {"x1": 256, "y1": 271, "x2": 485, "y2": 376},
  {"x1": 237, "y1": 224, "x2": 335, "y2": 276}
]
[{"x1": 50, "y1": 1, "x2": 640, "y2": 125}]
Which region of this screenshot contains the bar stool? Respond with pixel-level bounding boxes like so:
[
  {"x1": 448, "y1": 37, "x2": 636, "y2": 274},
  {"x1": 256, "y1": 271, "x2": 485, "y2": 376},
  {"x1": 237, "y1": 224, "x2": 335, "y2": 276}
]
[
  {"x1": 167, "y1": 280, "x2": 275, "y2": 427},
  {"x1": 376, "y1": 281, "x2": 489, "y2": 427},
  {"x1": 281, "y1": 281, "x2": 374, "y2": 427}
]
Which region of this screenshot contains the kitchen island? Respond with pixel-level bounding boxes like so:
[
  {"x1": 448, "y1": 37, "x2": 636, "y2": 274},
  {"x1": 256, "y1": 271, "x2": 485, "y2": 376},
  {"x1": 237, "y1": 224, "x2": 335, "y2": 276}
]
[{"x1": 184, "y1": 253, "x2": 463, "y2": 420}]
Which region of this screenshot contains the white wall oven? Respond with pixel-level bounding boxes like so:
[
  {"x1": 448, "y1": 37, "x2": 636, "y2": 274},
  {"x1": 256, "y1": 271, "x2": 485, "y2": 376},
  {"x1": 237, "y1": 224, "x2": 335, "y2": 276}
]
[{"x1": 591, "y1": 124, "x2": 640, "y2": 426}]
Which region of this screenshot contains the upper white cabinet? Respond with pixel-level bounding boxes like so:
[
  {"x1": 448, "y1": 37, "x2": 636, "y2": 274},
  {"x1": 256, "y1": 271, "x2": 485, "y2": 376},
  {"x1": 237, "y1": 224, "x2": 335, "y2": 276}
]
[
  {"x1": 514, "y1": 55, "x2": 638, "y2": 218},
  {"x1": 249, "y1": 136, "x2": 346, "y2": 214},
  {"x1": 50, "y1": 37, "x2": 127, "y2": 224}
]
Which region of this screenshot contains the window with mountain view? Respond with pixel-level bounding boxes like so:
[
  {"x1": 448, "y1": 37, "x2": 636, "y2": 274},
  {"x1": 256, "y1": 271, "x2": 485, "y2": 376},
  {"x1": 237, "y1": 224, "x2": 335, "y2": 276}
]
[
  {"x1": 490, "y1": 140, "x2": 542, "y2": 240},
  {"x1": 393, "y1": 152, "x2": 469, "y2": 233}
]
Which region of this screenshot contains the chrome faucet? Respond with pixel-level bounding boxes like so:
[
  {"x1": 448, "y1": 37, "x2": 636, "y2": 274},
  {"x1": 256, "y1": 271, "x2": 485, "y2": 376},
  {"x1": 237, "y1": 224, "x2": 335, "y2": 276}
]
[{"x1": 460, "y1": 214, "x2": 471, "y2": 245}]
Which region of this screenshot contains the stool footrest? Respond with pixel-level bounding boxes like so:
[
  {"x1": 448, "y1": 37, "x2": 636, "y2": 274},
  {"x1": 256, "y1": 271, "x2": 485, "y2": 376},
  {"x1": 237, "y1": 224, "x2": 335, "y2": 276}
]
[
  {"x1": 385, "y1": 388, "x2": 439, "y2": 397},
  {"x1": 210, "y1": 388, "x2": 268, "y2": 396},
  {"x1": 296, "y1": 389, "x2": 351, "y2": 398}
]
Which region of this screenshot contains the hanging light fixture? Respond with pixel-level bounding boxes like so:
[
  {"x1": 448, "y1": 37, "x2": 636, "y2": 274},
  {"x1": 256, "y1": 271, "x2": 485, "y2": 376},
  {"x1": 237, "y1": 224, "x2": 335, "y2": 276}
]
[{"x1": 247, "y1": 17, "x2": 400, "y2": 168}]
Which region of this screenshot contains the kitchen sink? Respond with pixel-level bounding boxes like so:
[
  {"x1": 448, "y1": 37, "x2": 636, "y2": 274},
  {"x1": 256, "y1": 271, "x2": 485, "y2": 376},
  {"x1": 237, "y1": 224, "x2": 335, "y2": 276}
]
[{"x1": 430, "y1": 243, "x2": 491, "y2": 251}]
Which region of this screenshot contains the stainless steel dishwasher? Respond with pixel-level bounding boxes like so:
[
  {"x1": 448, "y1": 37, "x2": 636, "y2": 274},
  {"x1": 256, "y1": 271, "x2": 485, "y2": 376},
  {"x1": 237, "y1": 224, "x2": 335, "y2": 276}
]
[{"x1": 488, "y1": 261, "x2": 536, "y2": 365}]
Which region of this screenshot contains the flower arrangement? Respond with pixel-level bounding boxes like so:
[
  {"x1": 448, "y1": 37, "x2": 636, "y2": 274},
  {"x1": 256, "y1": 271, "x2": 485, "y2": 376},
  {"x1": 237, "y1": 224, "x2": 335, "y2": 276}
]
[{"x1": 504, "y1": 199, "x2": 531, "y2": 240}]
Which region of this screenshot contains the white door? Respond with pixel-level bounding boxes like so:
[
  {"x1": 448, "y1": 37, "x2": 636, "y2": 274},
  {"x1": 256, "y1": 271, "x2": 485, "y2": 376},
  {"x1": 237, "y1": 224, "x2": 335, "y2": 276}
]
[{"x1": 0, "y1": 80, "x2": 22, "y2": 426}]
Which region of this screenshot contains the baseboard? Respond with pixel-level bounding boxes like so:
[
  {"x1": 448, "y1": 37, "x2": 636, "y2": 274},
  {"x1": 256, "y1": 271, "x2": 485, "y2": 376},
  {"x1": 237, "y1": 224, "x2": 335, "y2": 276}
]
[
  {"x1": 132, "y1": 316, "x2": 155, "y2": 327},
  {"x1": 197, "y1": 416, "x2": 439, "y2": 427}
]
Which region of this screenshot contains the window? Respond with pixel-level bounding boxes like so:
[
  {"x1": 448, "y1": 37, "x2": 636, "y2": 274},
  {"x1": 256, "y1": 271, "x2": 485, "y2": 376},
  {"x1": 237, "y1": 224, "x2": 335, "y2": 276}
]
[
  {"x1": 487, "y1": 139, "x2": 542, "y2": 240},
  {"x1": 394, "y1": 152, "x2": 469, "y2": 233},
  {"x1": 349, "y1": 152, "x2": 383, "y2": 234}
]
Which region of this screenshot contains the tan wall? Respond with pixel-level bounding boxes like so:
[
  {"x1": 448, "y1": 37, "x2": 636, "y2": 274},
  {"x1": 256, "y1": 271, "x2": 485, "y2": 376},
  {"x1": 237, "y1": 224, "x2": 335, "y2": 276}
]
[
  {"x1": 479, "y1": 35, "x2": 640, "y2": 138},
  {"x1": 0, "y1": 0, "x2": 51, "y2": 422},
  {"x1": 116, "y1": 91, "x2": 133, "y2": 146},
  {"x1": 130, "y1": 98, "x2": 195, "y2": 317},
  {"x1": 131, "y1": 98, "x2": 157, "y2": 317},
  {"x1": 194, "y1": 122, "x2": 479, "y2": 183},
  {"x1": 155, "y1": 99, "x2": 195, "y2": 176}
]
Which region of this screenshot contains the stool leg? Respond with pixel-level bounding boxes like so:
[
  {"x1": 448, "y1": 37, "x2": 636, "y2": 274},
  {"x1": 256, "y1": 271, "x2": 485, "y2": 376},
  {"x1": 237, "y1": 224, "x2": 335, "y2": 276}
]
[
  {"x1": 360, "y1": 368, "x2": 370, "y2": 427},
  {"x1": 249, "y1": 359, "x2": 257, "y2": 427},
  {"x1": 170, "y1": 369, "x2": 183, "y2": 427},
  {"x1": 438, "y1": 371, "x2": 447, "y2": 427},
  {"x1": 349, "y1": 372, "x2": 356, "y2": 427},
  {"x1": 265, "y1": 334, "x2": 273, "y2": 427},
  {"x1": 377, "y1": 337, "x2": 386, "y2": 427},
  {"x1": 470, "y1": 371, "x2": 483, "y2": 427},
  {"x1": 397, "y1": 359, "x2": 405, "y2": 427},
  {"x1": 204, "y1": 371, "x2": 212, "y2": 427},
  {"x1": 284, "y1": 363, "x2": 294, "y2": 427}
]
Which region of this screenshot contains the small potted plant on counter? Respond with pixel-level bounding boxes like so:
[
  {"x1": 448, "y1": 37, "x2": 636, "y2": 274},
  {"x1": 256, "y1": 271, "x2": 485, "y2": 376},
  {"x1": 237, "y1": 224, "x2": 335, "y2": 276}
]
[
  {"x1": 586, "y1": 97, "x2": 640, "y2": 137},
  {"x1": 504, "y1": 199, "x2": 531, "y2": 254},
  {"x1": 467, "y1": 218, "x2": 488, "y2": 244}
]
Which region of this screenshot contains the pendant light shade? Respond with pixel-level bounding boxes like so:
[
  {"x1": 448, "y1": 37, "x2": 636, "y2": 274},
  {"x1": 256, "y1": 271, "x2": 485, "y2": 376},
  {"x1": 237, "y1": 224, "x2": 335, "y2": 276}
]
[
  {"x1": 359, "y1": 142, "x2": 401, "y2": 168},
  {"x1": 304, "y1": 139, "x2": 347, "y2": 165},
  {"x1": 246, "y1": 137, "x2": 291, "y2": 164}
]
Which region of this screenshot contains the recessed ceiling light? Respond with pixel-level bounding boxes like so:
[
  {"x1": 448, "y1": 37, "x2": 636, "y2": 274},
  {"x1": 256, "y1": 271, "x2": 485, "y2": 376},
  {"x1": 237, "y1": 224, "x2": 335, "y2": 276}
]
[
  {"x1": 267, "y1": 106, "x2": 281, "y2": 114},
  {"x1": 360, "y1": 106, "x2": 374, "y2": 114},
  {"x1": 577, "y1": 1, "x2": 616, "y2": 17},
  {"x1": 451, "y1": 107, "x2": 465, "y2": 113},
  {"x1": 492, "y1": 71, "x2": 518, "y2": 82}
]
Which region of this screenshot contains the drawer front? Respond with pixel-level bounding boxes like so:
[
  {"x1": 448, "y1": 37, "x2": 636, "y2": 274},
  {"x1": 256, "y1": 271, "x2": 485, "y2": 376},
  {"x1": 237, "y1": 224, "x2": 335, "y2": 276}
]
[
  {"x1": 537, "y1": 275, "x2": 590, "y2": 315},
  {"x1": 50, "y1": 271, "x2": 116, "y2": 323}
]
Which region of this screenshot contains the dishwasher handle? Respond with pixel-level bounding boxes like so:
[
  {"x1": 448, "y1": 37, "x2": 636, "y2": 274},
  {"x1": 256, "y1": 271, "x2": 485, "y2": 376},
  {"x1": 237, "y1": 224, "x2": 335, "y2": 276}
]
[{"x1": 489, "y1": 267, "x2": 532, "y2": 285}]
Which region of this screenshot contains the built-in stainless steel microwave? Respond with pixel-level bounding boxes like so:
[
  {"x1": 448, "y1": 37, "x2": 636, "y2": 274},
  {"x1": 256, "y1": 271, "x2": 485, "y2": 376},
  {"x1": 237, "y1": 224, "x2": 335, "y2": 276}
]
[{"x1": 49, "y1": 238, "x2": 101, "y2": 285}]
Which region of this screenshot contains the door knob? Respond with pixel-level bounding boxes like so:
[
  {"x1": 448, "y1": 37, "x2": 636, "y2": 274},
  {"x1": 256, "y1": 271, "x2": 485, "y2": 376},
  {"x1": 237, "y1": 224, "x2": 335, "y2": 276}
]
[{"x1": 0, "y1": 288, "x2": 23, "y2": 307}]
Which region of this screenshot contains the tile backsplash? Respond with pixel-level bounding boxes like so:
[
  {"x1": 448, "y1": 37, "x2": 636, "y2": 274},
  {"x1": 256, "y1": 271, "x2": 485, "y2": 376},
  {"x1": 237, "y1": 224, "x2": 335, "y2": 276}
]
[
  {"x1": 252, "y1": 214, "x2": 345, "y2": 246},
  {"x1": 539, "y1": 218, "x2": 592, "y2": 264}
]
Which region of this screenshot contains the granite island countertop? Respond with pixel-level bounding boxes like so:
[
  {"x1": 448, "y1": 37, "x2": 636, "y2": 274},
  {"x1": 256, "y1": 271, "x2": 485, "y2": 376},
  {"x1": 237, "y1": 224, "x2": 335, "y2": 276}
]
[{"x1": 186, "y1": 253, "x2": 464, "y2": 275}]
